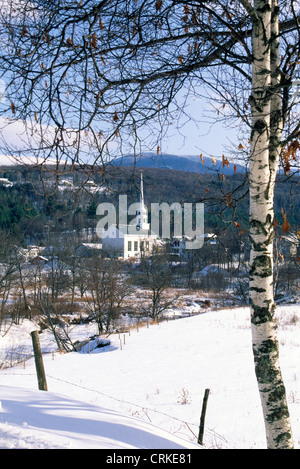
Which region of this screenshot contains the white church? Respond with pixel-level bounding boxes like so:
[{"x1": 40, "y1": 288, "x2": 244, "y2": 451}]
[{"x1": 101, "y1": 173, "x2": 159, "y2": 259}]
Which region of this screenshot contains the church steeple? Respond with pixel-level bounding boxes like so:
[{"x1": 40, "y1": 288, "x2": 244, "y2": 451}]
[
  {"x1": 136, "y1": 172, "x2": 149, "y2": 231},
  {"x1": 140, "y1": 171, "x2": 144, "y2": 208}
]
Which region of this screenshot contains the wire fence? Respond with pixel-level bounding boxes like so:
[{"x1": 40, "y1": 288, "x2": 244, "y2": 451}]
[
  {"x1": 0, "y1": 367, "x2": 235, "y2": 449},
  {"x1": 0, "y1": 320, "x2": 236, "y2": 449}
]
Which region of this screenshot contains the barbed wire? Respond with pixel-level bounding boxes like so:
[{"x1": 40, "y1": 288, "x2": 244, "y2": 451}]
[
  {"x1": 0, "y1": 369, "x2": 235, "y2": 448},
  {"x1": 47, "y1": 374, "x2": 235, "y2": 449}
]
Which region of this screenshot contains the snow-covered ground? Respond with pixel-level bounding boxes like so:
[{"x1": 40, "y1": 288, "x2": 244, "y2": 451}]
[{"x1": 0, "y1": 305, "x2": 300, "y2": 449}]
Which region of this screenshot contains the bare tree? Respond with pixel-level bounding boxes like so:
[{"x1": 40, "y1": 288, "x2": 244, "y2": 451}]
[
  {"x1": 84, "y1": 256, "x2": 133, "y2": 333},
  {"x1": 0, "y1": 231, "x2": 30, "y2": 329},
  {"x1": 138, "y1": 247, "x2": 178, "y2": 320},
  {"x1": 37, "y1": 291, "x2": 77, "y2": 352},
  {"x1": 0, "y1": 0, "x2": 299, "y2": 448},
  {"x1": 45, "y1": 248, "x2": 70, "y2": 299}
]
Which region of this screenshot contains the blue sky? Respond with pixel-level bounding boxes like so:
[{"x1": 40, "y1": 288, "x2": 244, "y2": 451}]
[{"x1": 162, "y1": 118, "x2": 239, "y2": 158}]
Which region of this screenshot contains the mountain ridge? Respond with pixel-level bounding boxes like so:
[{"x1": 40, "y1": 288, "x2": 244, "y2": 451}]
[{"x1": 112, "y1": 152, "x2": 246, "y2": 175}]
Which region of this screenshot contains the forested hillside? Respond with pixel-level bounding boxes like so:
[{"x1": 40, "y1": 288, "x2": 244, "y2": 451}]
[{"x1": 0, "y1": 164, "x2": 300, "y2": 242}]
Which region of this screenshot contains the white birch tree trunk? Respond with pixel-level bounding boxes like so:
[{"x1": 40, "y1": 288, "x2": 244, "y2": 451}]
[{"x1": 249, "y1": 0, "x2": 293, "y2": 449}]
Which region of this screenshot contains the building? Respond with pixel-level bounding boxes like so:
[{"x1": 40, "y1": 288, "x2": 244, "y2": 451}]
[
  {"x1": 101, "y1": 173, "x2": 159, "y2": 259},
  {"x1": 28, "y1": 255, "x2": 49, "y2": 266},
  {"x1": 0, "y1": 177, "x2": 13, "y2": 188},
  {"x1": 75, "y1": 243, "x2": 103, "y2": 257},
  {"x1": 170, "y1": 233, "x2": 217, "y2": 258}
]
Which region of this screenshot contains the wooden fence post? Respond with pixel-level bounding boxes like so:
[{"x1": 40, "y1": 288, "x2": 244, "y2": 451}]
[
  {"x1": 31, "y1": 330, "x2": 48, "y2": 391},
  {"x1": 198, "y1": 388, "x2": 210, "y2": 445}
]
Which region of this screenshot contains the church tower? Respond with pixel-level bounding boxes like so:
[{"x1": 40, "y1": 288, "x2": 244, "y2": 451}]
[{"x1": 136, "y1": 172, "x2": 150, "y2": 231}]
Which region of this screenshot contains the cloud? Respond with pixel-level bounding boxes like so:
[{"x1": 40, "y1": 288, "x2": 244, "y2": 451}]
[{"x1": 0, "y1": 117, "x2": 118, "y2": 166}]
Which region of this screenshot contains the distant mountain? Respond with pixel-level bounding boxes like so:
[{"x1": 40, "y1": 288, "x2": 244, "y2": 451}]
[{"x1": 112, "y1": 153, "x2": 245, "y2": 175}]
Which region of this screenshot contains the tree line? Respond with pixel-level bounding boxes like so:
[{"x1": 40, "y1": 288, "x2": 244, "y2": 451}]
[
  {"x1": 0, "y1": 233, "x2": 184, "y2": 354},
  {"x1": 1, "y1": 165, "x2": 300, "y2": 243}
]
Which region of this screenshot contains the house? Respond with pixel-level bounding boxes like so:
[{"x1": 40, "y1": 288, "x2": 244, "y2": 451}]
[
  {"x1": 0, "y1": 177, "x2": 13, "y2": 188},
  {"x1": 170, "y1": 236, "x2": 194, "y2": 257},
  {"x1": 101, "y1": 173, "x2": 159, "y2": 259},
  {"x1": 75, "y1": 243, "x2": 103, "y2": 257},
  {"x1": 24, "y1": 245, "x2": 46, "y2": 261},
  {"x1": 58, "y1": 179, "x2": 74, "y2": 190},
  {"x1": 28, "y1": 255, "x2": 48, "y2": 266},
  {"x1": 170, "y1": 232, "x2": 217, "y2": 258}
]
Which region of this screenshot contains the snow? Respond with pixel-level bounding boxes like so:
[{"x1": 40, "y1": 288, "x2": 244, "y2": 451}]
[
  {"x1": 0, "y1": 386, "x2": 198, "y2": 449},
  {"x1": 1, "y1": 305, "x2": 300, "y2": 449}
]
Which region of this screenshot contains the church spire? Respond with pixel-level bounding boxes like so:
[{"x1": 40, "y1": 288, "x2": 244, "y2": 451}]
[
  {"x1": 136, "y1": 172, "x2": 149, "y2": 231},
  {"x1": 140, "y1": 171, "x2": 144, "y2": 208}
]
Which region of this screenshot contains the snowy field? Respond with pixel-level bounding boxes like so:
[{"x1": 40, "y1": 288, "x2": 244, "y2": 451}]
[{"x1": 0, "y1": 305, "x2": 300, "y2": 450}]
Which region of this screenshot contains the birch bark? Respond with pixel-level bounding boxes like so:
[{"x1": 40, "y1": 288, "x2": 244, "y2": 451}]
[{"x1": 249, "y1": 0, "x2": 293, "y2": 449}]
